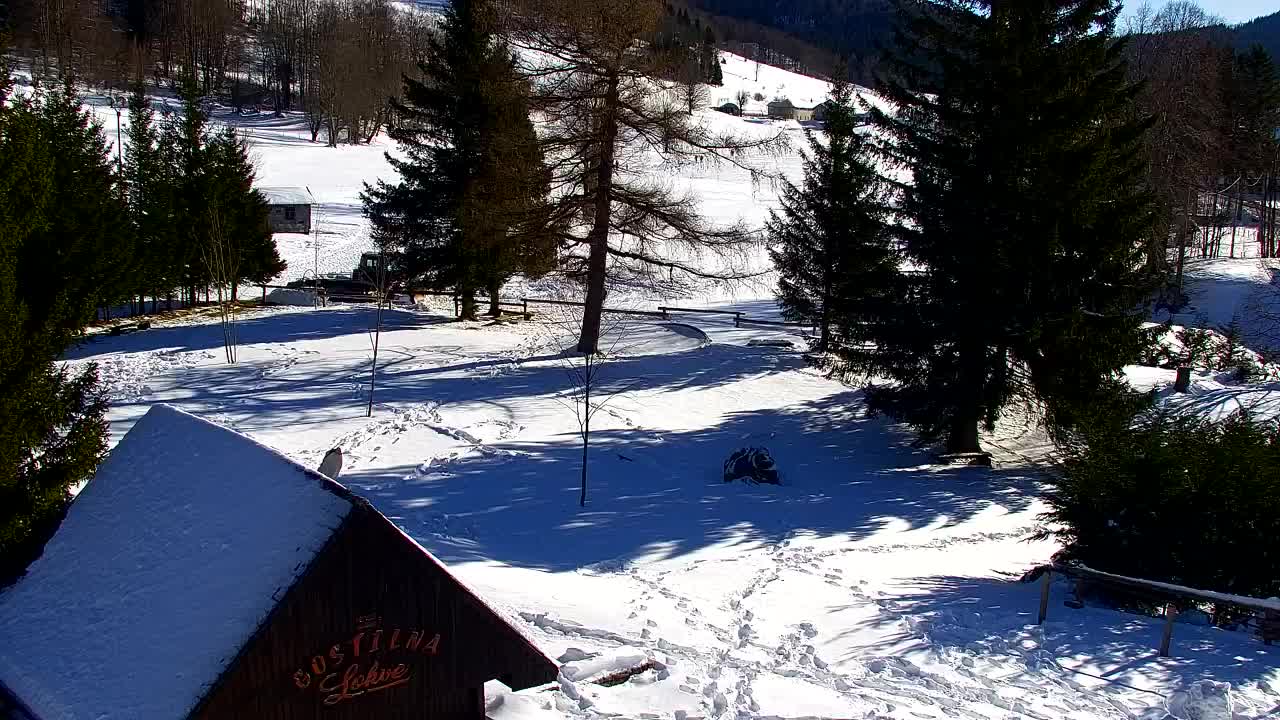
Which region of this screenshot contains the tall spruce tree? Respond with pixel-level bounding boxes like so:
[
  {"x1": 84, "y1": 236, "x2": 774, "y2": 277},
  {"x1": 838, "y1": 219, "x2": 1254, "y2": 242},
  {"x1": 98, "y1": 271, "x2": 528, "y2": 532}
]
[
  {"x1": 703, "y1": 26, "x2": 723, "y2": 85},
  {"x1": 864, "y1": 0, "x2": 1156, "y2": 454},
  {"x1": 124, "y1": 81, "x2": 176, "y2": 312},
  {"x1": 362, "y1": 0, "x2": 554, "y2": 320},
  {"x1": 159, "y1": 76, "x2": 214, "y2": 307},
  {"x1": 768, "y1": 73, "x2": 895, "y2": 352},
  {"x1": 204, "y1": 127, "x2": 284, "y2": 295},
  {"x1": 0, "y1": 82, "x2": 129, "y2": 584}
]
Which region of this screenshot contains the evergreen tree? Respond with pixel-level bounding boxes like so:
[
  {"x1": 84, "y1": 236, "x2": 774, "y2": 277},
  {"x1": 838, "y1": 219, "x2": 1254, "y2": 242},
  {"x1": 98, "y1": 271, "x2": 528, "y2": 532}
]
[
  {"x1": 864, "y1": 0, "x2": 1156, "y2": 454},
  {"x1": 123, "y1": 81, "x2": 176, "y2": 312},
  {"x1": 0, "y1": 82, "x2": 129, "y2": 584},
  {"x1": 1225, "y1": 45, "x2": 1280, "y2": 174},
  {"x1": 159, "y1": 76, "x2": 214, "y2": 307},
  {"x1": 768, "y1": 73, "x2": 894, "y2": 353},
  {"x1": 204, "y1": 127, "x2": 284, "y2": 294},
  {"x1": 363, "y1": 0, "x2": 554, "y2": 320},
  {"x1": 703, "y1": 26, "x2": 723, "y2": 85}
]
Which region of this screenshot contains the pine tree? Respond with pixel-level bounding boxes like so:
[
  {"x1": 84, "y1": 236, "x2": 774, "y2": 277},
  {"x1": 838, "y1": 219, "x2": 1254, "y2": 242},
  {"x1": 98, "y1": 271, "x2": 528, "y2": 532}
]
[
  {"x1": 768, "y1": 73, "x2": 894, "y2": 353},
  {"x1": 0, "y1": 82, "x2": 129, "y2": 584},
  {"x1": 159, "y1": 75, "x2": 214, "y2": 307},
  {"x1": 703, "y1": 25, "x2": 723, "y2": 85},
  {"x1": 124, "y1": 80, "x2": 176, "y2": 312},
  {"x1": 864, "y1": 0, "x2": 1156, "y2": 454},
  {"x1": 204, "y1": 127, "x2": 284, "y2": 294},
  {"x1": 362, "y1": 0, "x2": 554, "y2": 320}
]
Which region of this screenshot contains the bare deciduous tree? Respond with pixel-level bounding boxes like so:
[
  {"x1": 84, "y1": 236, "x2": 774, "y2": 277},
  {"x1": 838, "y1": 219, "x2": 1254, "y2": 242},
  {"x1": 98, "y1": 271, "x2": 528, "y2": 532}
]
[
  {"x1": 201, "y1": 209, "x2": 241, "y2": 364},
  {"x1": 509, "y1": 0, "x2": 787, "y2": 354}
]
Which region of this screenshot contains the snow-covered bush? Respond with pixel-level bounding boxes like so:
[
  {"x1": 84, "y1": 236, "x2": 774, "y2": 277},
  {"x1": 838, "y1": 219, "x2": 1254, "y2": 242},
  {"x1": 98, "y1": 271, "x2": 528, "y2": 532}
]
[
  {"x1": 1045, "y1": 408, "x2": 1280, "y2": 604},
  {"x1": 1138, "y1": 321, "x2": 1279, "y2": 380}
]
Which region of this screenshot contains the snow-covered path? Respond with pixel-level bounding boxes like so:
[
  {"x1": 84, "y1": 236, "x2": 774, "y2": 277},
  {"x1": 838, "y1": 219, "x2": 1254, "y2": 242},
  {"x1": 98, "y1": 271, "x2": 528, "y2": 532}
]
[{"x1": 66, "y1": 304, "x2": 1280, "y2": 720}]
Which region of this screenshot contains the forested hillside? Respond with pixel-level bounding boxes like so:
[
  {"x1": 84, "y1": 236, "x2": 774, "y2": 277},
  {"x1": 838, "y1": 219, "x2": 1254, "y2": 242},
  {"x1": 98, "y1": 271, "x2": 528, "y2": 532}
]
[{"x1": 1234, "y1": 10, "x2": 1280, "y2": 61}]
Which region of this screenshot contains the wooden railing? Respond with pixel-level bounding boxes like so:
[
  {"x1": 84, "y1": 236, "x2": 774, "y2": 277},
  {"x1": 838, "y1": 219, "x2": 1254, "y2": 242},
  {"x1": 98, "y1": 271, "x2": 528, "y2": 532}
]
[{"x1": 1034, "y1": 563, "x2": 1280, "y2": 656}]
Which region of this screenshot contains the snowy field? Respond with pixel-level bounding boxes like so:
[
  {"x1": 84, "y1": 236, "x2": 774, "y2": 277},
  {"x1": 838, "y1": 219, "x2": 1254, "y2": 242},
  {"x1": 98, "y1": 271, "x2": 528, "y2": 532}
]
[
  {"x1": 66, "y1": 304, "x2": 1280, "y2": 720},
  {"x1": 53, "y1": 52, "x2": 1280, "y2": 719}
]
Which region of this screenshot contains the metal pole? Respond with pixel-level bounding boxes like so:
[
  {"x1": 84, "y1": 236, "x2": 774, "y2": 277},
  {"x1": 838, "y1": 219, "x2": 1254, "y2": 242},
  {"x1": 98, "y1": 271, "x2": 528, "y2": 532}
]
[
  {"x1": 366, "y1": 250, "x2": 387, "y2": 418},
  {"x1": 114, "y1": 99, "x2": 123, "y2": 174}
]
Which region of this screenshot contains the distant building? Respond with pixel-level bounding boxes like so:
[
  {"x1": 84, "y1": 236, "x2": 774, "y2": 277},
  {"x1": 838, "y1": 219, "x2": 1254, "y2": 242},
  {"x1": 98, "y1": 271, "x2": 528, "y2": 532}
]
[
  {"x1": 767, "y1": 98, "x2": 798, "y2": 120},
  {"x1": 260, "y1": 186, "x2": 314, "y2": 234},
  {"x1": 767, "y1": 98, "x2": 821, "y2": 122}
]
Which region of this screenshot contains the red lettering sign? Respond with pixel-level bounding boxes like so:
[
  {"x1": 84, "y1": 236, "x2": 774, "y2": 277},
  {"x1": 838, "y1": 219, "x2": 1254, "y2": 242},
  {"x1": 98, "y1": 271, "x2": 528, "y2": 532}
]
[{"x1": 290, "y1": 616, "x2": 440, "y2": 705}]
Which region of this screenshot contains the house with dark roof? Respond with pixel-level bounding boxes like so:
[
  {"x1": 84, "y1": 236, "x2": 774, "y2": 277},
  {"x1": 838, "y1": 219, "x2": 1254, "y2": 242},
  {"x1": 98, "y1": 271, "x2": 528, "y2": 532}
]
[{"x1": 0, "y1": 404, "x2": 558, "y2": 719}]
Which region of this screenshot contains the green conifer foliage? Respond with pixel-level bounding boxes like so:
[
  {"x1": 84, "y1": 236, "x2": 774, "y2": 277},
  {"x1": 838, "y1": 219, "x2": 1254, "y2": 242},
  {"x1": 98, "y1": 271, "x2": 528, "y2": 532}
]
[
  {"x1": 866, "y1": 0, "x2": 1157, "y2": 453},
  {"x1": 363, "y1": 0, "x2": 554, "y2": 319}
]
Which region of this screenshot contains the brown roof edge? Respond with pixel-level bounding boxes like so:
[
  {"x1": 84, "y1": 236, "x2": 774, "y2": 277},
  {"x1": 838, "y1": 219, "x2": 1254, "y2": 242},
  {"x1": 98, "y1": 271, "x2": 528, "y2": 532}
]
[{"x1": 363, "y1": 505, "x2": 560, "y2": 690}]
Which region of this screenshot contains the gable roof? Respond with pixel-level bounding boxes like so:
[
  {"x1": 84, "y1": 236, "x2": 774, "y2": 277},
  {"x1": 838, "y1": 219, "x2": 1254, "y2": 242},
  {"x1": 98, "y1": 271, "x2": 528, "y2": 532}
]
[
  {"x1": 0, "y1": 405, "x2": 353, "y2": 719},
  {"x1": 767, "y1": 98, "x2": 796, "y2": 108},
  {"x1": 0, "y1": 405, "x2": 560, "y2": 719},
  {"x1": 258, "y1": 186, "x2": 314, "y2": 206}
]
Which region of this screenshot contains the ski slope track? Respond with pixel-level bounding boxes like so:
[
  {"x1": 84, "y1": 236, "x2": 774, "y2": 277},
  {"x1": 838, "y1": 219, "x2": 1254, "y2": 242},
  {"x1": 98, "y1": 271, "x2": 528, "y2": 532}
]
[{"x1": 52, "y1": 50, "x2": 1280, "y2": 720}]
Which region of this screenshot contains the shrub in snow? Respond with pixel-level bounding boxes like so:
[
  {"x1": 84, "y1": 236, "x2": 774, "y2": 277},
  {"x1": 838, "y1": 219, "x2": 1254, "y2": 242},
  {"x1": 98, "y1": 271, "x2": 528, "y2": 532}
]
[
  {"x1": 1045, "y1": 407, "x2": 1280, "y2": 605},
  {"x1": 723, "y1": 448, "x2": 780, "y2": 485},
  {"x1": 1138, "y1": 321, "x2": 1278, "y2": 380}
]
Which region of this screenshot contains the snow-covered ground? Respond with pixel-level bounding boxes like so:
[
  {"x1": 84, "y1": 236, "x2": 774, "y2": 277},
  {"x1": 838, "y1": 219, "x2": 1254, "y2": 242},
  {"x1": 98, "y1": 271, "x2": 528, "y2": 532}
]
[
  {"x1": 51, "y1": 50, "x2": 1280, "y2": 719},
  {"x1": 65, "y1": 304, "x2": 1280, "y2": 720}
]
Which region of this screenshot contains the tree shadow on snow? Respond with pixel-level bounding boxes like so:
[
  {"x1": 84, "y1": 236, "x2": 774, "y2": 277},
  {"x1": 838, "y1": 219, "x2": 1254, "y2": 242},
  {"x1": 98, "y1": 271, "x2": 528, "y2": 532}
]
[
  {"x1": 341, "y1": 392, "x2": 1042, "y2": 572},
  {"x1": 841, "y1": 574, "x2": 1280, "y2": 702},
  {"x1": 65, "y1": 307, "x2": 447, "y2": 359}
]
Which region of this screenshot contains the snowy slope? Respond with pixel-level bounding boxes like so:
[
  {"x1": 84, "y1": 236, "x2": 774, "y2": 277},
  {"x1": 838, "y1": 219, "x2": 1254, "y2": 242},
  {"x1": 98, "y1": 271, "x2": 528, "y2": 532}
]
[{"x1": 61, "y1": 305, "x2": 1280, "y2": 720}]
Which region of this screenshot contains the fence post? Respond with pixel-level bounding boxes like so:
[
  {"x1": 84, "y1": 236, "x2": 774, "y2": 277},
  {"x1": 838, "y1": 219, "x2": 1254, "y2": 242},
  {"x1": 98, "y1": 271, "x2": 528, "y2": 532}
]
[
  {"x1": 261, "y1": 285, "x2": 267, "y2": 304},
  {"x1": 735, "y1": 312, "x2": 741, "y2": 328},
  {"x1": 1159, "y1": 603, "x2": 1178, "y2": 657},
  {"x1": 661, "y1": 307, "x2": 668, "y2": 320},
  {"x1": 523, "y1": 298, "x2": 530, "y2": 320},
  {"x1": 1037, "y1": 570, "x2": 1052, "y2": 625}
]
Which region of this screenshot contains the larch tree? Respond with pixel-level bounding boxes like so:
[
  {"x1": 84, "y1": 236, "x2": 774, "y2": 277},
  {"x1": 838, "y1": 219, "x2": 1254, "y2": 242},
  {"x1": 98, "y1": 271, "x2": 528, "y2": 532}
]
[
  {"x1": 864, "y1": 0, "x2": 1157, "y2": 454},
  {"x1": 509, "y1": 0, "x2": 787, "y2": 354},
  {"x1": 767, "y1": 73, "x2": 895, "y2": 353},
  {"x1": 363, "y1": 0, "x2": 556, "y2": 320}
]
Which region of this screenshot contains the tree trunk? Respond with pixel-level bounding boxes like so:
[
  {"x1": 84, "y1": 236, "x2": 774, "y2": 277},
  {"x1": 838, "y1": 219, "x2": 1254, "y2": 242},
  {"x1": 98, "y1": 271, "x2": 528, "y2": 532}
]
[
  {"x1": 458, "y1": 288, "x2": 478, "y2": 320},
  {"x1": 947, "y1": 338, "x2": 985, "y2": 454},
  {"x1": 580, "y1": 360, "x2": 590, "y2": 507},
  {"x1": 947, "y1": 414, "x2": 981, "y2": 455},
  {"x1": 1174, "y1": 185, "x2": 1193, "y2": 292},
  {"x1": 577, "y1": 75, "x2": 620, "y2": 355},
  {"x1": 487, "y1": 277, "x2": 501, "y2": 317},
  {"x1": 1230, "y1": 181, "x2": 1244, "y2": 258}
]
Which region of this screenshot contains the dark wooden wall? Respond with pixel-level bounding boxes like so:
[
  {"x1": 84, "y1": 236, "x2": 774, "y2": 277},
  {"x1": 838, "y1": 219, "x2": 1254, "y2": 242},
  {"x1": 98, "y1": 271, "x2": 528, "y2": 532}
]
[{"x1": 191, "y1": 503, "x2": 556, "y2": 719}]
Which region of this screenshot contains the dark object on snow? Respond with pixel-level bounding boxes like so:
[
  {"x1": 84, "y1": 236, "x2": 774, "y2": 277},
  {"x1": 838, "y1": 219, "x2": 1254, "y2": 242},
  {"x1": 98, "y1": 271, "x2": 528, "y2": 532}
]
[
  {"x1": 747, "y1": 338, "x2": 794, "y2": 348},
  {"x1": 936, "y1": 452, "x2": 992, "y2": 467},
  {"x1": 723, "y1": 447, "x2": 780, "y2": 484},
  {"x1": 1174, "y1": 366, "x2": 1192, "y2": 393}
]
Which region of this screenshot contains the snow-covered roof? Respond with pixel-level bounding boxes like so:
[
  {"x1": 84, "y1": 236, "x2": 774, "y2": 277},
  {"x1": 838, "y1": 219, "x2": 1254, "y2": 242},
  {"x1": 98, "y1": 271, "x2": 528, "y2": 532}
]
[
  {"x1": 258, "y1": 186, "x2": 314, "y2": 206},
  {"x1": 0, "y1": 404, "x2": 353, "y2": 720}
]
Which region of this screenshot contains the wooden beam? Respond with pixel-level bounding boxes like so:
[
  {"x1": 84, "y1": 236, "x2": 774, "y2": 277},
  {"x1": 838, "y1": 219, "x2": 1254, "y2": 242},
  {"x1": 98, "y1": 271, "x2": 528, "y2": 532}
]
[
  {"x1": 1160, "y1": 603, "x2": 1178, "y2": 657},
  {"x1": 1037, "y1": 570, "x2": 1052, "y2": 625}
]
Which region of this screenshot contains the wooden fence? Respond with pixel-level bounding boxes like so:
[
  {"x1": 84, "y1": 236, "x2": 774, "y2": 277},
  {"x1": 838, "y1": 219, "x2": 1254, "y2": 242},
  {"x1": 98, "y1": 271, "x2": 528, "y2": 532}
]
[
  {"x1": 1035, "y1": 563, "x2": 1280, "y2": 656},
  {"x1": 262, "y1": 284, "x2": 815, "y2": 333}
]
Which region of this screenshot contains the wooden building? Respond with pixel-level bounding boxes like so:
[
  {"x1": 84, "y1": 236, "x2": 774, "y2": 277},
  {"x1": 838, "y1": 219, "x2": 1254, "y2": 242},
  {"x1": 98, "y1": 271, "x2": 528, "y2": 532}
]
[
  {"x1": 0, "y1": 405, "x2": 558, "y2": 719},
  {"x1": 261, "y1": 186, "x2": 314, "y2": 234}
]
